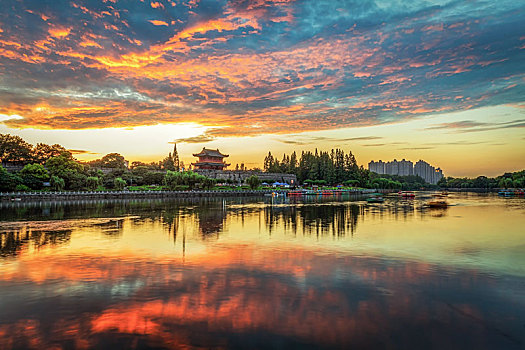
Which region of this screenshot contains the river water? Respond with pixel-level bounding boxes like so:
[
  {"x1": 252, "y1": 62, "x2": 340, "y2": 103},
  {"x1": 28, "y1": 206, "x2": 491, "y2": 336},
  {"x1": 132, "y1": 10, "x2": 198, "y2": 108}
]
[{"x1": 0, "y1": 192, "x2": 524, "y2": 349}]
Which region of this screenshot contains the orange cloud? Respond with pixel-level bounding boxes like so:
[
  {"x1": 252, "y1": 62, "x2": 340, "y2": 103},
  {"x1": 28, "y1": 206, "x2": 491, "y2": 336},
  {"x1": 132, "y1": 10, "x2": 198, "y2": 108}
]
[
  {"x1": 150, "y1": 1, "x2": 165, "y2": 9},
  {"x1": 48, "y1": 26, "x2": 71, "y2": 38},
  {"x1": 149, "y1": 20, "x2": 169, "y2": 26}
]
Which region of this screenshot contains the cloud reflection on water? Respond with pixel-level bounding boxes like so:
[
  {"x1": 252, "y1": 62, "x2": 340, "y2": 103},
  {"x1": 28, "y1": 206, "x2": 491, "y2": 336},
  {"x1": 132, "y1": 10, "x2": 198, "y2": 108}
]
[{"x1": 0, "y1": 195, "x2": 524, "y2": 349}]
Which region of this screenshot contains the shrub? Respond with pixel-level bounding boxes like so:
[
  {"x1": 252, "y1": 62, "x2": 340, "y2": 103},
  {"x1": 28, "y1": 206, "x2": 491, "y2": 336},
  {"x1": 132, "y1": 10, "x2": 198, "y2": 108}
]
[
  {"x1": 113, "y1": 177, "x2": 126, "y2": 191},
  {"x1": 86, "y1": 176, "x2": 100, "y2": 191},
  {"x1": 15, "y1": 184, "x2": 31, "y2": 191},
  {"x1": 50, "y1": 176, "x2": 65, "y2": 191},
  {"x1": 246, "y1": 175, "x2": 262, "y2": 189}
]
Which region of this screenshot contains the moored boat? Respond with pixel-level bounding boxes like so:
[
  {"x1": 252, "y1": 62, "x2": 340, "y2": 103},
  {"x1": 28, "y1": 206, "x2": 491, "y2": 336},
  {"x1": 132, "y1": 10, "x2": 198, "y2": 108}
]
[
  {"x1": 498, "y1": 189, "x2": 525, "y2": 196},
  {"x1": 288, "y1": 190, "x2": 306, "y2": 196},
  {"x1": 427, "y1": 200, "x2": 448, "y2": 208},
  {"x1": 367, "y1": 193, "x2": 385, "y2": 203},
  {"x1": 366, "y1": 196, "x2": 384, "y2": 203},
  {"x1": 498, "y1": 190, "x2": 516, "y2": 197},
  {"x1": 398, "y1": 191, "x2": 415, "y2": 198}
]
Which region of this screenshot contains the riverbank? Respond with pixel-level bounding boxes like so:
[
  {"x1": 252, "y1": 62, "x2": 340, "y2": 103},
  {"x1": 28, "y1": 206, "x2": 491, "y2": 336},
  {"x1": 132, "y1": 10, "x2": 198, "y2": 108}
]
[
  {"x1": 0, "y1": 188, "x2": 381, "y2": 202},
  {"x1": 0, "y1": 189, "x2": 281, "y2": 201}
]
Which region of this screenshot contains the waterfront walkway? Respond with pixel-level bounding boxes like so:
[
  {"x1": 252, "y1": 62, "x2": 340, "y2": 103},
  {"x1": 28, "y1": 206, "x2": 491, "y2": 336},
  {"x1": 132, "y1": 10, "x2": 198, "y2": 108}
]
[{"x1": 0, "y1": 188, "x2": 373, "y2": 202}]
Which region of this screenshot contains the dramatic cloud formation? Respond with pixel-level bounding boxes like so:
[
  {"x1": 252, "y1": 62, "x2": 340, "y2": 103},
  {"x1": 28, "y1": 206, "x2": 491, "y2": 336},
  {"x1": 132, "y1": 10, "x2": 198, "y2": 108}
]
[{"x1": 0, "y1": 0, "x2": 523, "y2": 136}]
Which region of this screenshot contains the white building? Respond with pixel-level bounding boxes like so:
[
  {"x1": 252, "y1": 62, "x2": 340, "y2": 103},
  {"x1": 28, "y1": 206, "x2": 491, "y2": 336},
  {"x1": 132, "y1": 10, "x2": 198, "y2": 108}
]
[{"x1": 369, "y1": 158, "x2": 443, "y2": 184}]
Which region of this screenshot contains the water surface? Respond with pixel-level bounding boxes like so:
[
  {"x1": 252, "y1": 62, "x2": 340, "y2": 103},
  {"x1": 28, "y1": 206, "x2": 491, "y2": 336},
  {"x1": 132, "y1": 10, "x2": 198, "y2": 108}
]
[{"x1": 0, "y1": 193, "x2": 524, "y2": 349}]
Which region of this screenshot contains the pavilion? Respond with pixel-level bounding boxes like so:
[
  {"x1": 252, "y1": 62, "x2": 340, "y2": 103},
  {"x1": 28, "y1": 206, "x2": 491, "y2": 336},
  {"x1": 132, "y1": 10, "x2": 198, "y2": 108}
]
[{"x1": 192, "y1": 148, "x2": 230, "y2": 170}]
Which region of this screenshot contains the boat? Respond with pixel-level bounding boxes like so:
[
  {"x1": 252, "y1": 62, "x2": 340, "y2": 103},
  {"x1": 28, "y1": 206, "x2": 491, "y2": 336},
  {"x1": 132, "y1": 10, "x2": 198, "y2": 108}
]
[
  {"x1": 398, "y1": 191, "x2": 415, "y2": 198},
  {"x1": 288, "y1": 190, "x2": 306, "y2": 196},
  {"x1": 366, "y1": 196, "x2": 384, "y2": 203},
  {"x1": 304, "y1": 190, "x2": 320, "y2": 195},
  {"x1": 427, "y1": 200, "x2": 448, "y2": 208},
  {"x1": 367, "y1": 193, "x2": 385, "y2": 203},
  {"x1": 498, "y1": 189, "x2": 525, "y2": 196}
]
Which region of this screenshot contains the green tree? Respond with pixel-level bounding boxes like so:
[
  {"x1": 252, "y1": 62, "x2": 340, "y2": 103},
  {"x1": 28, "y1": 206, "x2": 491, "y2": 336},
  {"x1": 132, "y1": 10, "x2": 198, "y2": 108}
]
[
  {"x1": 161, "y1": 153, "x2": 176, "y2": 170},
  {"x1": 473, "y1": 176, "x2": 489, "y2": 189},
  {"x1": 50, "y1": 176, "x2": 65, "y2": 191},
  {"x1": 202, "y1": 177, "x2": 216, "y2": 190},
  {"x1": 264, "y1": 152, "x2": 275, "y2": 172},
  {"x1": 0, "y1": 165, "x2": 22, "y2": 191},
  {"x1": 0, "y1": 134, "x2": 33, "y2": 164},
  {"x1": 46, "y1": 154, "x2": 83, "y2": 177},
  {"x1": 86, "y1": 176, "x2": 100, "y2": 191},
  {"x1": 20, "y1": 163, "x2": 49, "y2": 180},
  {"x1": 172, "y1": 143, "x2": 180, "y2": 171},
  {"x1": 164, "y1": 170, "x2": 182, "y2": 189},
  {"x1": 32, "y1": 143, "x2": 69, "y2": 164},
  {"x1": 289, "y1": 151, "x2": 298, "y2": 173},
  {"x1": 15, "y1": 184, "x2": 31, "y2": 191},
  {"x1": 90, "y1": 153, "x2": 127, "y2": 169},
  {"x1": 46, "y1": 154, "x2": 87, "y2": 190},
  {"x1": 20, "y1": 163, "x2": 49, "y2": 189},
  {"x1": 143, "y1": 171, "x2": 164, "y2": 185},
  {"x1": 246, "y1": 175, "x2": 262, "y2": 189},
  {"x1": 185, "y1": 171, "x2": 206, "y2": 190},
  {"x1": 101, "y1": 153, "x2": 127, "y2": 169},
  {"x1": 113, "y1": 177, "x2": 126, "y2": 191}
]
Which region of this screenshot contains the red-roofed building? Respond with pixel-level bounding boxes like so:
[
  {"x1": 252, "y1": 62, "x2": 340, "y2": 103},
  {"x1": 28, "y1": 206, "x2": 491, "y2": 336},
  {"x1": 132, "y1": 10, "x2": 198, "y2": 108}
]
[{"x1": 192, "y1": 148, "x2": 230, "y2": 170}]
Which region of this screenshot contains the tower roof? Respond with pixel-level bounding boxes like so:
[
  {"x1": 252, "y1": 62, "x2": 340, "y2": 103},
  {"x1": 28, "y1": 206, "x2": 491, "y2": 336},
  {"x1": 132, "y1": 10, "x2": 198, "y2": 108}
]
[{"x1": 193, "y1": 148, "x2": 229, "y2": 158}]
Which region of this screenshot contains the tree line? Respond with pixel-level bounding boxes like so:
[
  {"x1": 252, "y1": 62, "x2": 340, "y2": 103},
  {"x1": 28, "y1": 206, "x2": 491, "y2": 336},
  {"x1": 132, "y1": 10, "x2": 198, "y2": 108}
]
[
  {"x1": 3, "y1": 133, "x2": 523, "y2": 192},
  {"x1": 438, "y1": 171, "x2": 525, "y2": 189},
  {"x1": 264, "y1": 149, "x2": 368, "y2": 185},
  {"x1": 263, "y1": 149, "x2": 434, "y2": 189},
  {"x1": 0, "y1": 133, "x2": 219, "y2": 191},
  {"x1": 263, "y1": 148, "x2": 524, "y2": 190}
]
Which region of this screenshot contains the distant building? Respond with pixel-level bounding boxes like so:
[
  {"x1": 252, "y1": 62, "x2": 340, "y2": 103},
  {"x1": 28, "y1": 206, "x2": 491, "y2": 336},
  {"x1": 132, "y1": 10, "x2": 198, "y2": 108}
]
[
  {"x1": 192, "y1": 148, "x2": 230, "y2": 170},
  {"x1": 434, "y1": 167, "x2": 444, "y2": 184},
  {"x1": 398, "y1": 159, "x2": 414, "y2": 176},
  {"x1": 368, "y1": 160, "x2": 386, "y2": 174},
  {"x1": 369, "y1": 158, "x2": 443, "y2": 184},
  {"x1": 414, "y1": 160, "x2": 443, "y2": 184}
]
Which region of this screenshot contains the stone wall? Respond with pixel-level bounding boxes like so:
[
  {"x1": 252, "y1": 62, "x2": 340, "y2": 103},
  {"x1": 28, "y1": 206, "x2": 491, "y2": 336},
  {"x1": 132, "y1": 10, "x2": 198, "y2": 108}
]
[
  {"x1": 194, "y1": 169, "x2": 297, "y2": 184},
  {"x1": 1, "y1": 163, "x2": 24, "y2": 172}
]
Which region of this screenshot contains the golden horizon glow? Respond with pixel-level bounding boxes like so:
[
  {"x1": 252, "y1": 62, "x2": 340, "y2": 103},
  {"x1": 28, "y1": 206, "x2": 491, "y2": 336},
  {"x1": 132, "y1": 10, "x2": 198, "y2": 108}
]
[{"x1": 1, "y1": 105, "x2": 523, "y2": 177}]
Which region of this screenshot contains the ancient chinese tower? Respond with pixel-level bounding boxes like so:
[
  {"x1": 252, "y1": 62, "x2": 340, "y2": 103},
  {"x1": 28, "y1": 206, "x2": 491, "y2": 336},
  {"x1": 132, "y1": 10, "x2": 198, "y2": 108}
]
[{"x1": 192, "y1": 148, "x2": 230, "y2": 170}]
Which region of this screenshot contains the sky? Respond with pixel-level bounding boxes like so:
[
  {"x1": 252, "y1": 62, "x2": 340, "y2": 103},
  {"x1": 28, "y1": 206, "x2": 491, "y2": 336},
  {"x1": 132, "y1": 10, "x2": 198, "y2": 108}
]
[{"x1": 0, "y1": 0, "x2": 524, "y2": 177}]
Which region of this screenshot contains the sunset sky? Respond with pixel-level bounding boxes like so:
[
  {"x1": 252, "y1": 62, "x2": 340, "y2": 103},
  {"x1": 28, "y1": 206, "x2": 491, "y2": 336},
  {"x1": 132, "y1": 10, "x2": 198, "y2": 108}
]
[{"x1": 0, "y1": 0, "x2": 524, "y2": 177}]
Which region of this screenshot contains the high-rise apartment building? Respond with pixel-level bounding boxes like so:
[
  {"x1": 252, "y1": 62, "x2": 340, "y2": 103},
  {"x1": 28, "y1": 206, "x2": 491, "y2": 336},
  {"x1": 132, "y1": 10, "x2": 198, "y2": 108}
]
[
  {"x1": 369, "y1": 158, "x2": 443, "y2": 184},
  {"x1": 368, "y1": 160, "x2": 386, "y2": 174}
]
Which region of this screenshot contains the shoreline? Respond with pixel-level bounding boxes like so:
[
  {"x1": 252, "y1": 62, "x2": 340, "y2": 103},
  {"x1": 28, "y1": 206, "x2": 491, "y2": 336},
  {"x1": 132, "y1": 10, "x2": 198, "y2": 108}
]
[
  {"x1": 0, "y1": 188, "x2": 502, "y2": 202},
  {"x1": 0, "y1": 189, "x2": 287, "y2": 202}
]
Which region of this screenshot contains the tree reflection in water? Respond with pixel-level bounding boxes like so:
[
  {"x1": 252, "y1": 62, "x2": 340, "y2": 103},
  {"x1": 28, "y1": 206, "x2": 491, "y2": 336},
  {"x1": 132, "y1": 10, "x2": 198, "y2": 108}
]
[
  {"x1": 0, "y1": 229, "x2": 71, "y2": 258},
  {"x1": 0, "y1": 195, "x2": 524, "y2": 349},
  {"x1": 265, "y1": 203, "x2": 361, "y2": 237}
]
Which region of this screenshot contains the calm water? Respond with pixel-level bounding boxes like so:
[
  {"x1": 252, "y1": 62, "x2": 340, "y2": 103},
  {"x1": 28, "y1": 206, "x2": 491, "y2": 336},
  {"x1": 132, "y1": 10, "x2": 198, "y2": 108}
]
[{"x1": 0, "y1": 193, "x2": 524, "y2": 349}]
